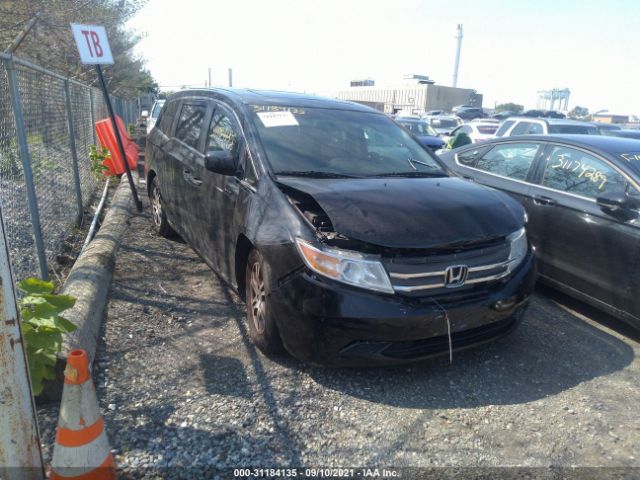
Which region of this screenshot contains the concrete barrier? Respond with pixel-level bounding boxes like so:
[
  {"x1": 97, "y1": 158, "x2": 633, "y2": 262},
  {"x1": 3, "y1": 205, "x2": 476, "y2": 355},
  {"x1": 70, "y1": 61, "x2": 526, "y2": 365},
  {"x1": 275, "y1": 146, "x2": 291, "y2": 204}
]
[{"x1": 40, "y1": 175, "x2": 134, "y2": 401}]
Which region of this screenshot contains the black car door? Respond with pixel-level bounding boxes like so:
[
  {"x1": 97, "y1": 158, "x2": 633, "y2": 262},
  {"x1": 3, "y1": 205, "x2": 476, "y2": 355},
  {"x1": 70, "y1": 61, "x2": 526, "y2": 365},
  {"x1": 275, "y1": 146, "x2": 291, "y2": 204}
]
[
  {"x1": 191, "y1": 101, "x2": 244, "y2": 281},
  {"x1": 526, "y1": 143, "x2": 638, "y2": 316},
  {"x1": 169, "y1": 99, "x2": 210, "y2": 239}
]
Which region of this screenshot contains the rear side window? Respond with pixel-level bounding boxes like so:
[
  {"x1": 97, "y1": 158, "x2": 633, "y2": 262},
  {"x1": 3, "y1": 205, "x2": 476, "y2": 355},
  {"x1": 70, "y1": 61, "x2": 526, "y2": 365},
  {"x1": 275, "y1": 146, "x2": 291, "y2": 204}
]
[
  {"x1": 175, "y1": 102, "x2": 207, "y2": 149},
  {"x1": 495, "y1": 120, "x2": 515, "y2": 137},
  {"x1": 475, "y1": 142, "x2": 541, "y2": 180},
  {"x1": 511, "y1": 122, "x2": 534, "y2": 135},
  {"x1": 157, "y1": 100, "x2": 178, "y2": 134},
  {"x1": 541, "y1": 146, "x2": 627, "y2": 198},
  {"x1": 548, "y1": 125, "x2": 600, "y2": 135},
  {"x1": 477, "y1": 125, "x2": 498, "y2": 135}
]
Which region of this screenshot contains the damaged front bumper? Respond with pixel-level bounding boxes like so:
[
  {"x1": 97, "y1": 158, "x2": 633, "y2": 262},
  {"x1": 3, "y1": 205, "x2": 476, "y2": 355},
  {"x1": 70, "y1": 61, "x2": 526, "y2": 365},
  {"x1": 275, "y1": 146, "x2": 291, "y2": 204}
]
[{"x1": 268, "y1": 251, "x2": 536, "y2": 367}]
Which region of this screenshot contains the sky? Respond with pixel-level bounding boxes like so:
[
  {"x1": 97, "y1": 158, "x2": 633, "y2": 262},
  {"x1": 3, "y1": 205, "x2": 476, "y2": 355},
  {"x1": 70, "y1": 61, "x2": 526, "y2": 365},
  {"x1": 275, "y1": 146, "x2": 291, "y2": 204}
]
[{"x1": 127, "y1": 0, "x2": 640, "y2": 115}]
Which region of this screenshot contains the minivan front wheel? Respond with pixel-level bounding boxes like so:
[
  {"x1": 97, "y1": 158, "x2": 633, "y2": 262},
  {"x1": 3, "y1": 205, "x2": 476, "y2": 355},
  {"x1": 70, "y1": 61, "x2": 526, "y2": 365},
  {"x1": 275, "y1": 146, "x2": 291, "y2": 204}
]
[
  {"x1": 150, "y1": 177, "x2": 175, "y2": 237},
  {"x1": 245, "y1": 249, "x2": 284, "y2": 355}
]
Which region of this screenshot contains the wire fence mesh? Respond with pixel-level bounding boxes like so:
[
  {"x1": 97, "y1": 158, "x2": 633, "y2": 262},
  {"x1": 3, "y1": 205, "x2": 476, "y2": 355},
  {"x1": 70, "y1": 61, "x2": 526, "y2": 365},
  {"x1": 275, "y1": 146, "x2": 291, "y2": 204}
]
[{"x1": 0, "y1": 53, "x2": 138, "y2": 282}]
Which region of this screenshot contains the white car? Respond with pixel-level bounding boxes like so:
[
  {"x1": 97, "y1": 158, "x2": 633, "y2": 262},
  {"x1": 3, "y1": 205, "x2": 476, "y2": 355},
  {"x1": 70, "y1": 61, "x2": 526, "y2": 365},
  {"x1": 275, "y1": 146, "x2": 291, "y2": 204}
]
[
  {"x1": 444, "y1": 122, "x2": 499, "y2": 144},
  {"x1": 146, "y1": 99, "x2": 166, "y2": 135}
]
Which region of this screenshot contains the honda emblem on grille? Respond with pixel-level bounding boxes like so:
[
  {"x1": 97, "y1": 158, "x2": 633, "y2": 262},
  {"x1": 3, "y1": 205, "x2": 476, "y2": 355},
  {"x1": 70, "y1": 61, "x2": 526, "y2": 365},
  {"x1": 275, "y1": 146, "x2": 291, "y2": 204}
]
[{"x1": 444, "y1": 265, "x2": 469, "y2": 288}]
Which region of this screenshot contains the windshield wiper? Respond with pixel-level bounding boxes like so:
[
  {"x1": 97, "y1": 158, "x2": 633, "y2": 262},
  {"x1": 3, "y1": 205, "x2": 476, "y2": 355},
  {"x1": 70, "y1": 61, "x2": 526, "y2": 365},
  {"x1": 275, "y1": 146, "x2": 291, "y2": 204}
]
[
  {"x1": 407, "y1": 157, "x2": 438, "y2": 170},
  {"x1": 275, "y1": 170, "x2": 359, "y2": 178},
  {"x1": 368, "y1": 171, "x2": 446, "y2": 178}
]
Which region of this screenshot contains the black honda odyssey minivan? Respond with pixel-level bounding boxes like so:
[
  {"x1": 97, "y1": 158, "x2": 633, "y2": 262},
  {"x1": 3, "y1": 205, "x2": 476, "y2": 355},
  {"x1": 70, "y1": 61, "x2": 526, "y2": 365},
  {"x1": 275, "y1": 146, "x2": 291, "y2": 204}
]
[{"x1": 145, "y1": 88, "x2": 536, "y2": 366}]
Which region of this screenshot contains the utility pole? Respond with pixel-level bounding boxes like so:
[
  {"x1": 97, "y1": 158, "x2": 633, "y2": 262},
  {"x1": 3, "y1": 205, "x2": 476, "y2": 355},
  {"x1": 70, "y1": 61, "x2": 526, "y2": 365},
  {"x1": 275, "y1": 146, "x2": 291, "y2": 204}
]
[
  {"x1": 228, "y1": 68, "x2": 233, "y2": 87},
  {"x1": 208, "y1": 67, "x2": 212, "y2": 88},
  {"x1": 452, "y1": 24, "x2": 463, "y2": 88}
]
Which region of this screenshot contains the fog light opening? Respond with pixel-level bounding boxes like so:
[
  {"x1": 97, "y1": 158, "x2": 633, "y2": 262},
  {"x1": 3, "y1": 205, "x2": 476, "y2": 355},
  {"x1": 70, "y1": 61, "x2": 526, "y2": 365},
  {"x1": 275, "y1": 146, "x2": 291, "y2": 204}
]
[{"x1": 492, "y1": 297, "x2": 517, "y2": 311}]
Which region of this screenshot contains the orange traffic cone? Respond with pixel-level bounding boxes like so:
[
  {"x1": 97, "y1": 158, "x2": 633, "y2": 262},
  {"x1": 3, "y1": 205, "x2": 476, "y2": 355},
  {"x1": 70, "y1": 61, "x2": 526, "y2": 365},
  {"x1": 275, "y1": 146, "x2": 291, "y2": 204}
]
[{"x1": 50, "y1": 349, "x2": 116, "y2": 480}]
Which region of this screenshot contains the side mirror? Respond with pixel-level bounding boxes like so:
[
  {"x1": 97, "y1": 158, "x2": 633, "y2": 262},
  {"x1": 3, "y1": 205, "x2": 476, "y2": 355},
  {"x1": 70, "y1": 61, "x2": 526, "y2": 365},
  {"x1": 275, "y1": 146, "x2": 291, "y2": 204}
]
[
  {"x1": 141, "y1": 110, "x2": 149, "y2": 118},
  {"x1": 596, "y1": 191, "x2": 630, "y2": 211},
  {"x1": 205, "y1": 150, "x2": 237, "y2": 176}
]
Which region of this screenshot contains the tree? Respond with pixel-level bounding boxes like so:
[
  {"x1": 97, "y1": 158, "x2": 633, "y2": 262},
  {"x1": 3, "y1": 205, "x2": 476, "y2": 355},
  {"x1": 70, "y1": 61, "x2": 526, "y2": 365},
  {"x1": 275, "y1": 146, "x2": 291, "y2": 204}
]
[
  {"x1": 568, "y1": 106, "x2": 589, "y2": 118},
  {"x1": 495, "y1": 102, "x2": 524, "y2": 113},
  {"x1": 0, "y1": 0, "x2": 157, "y2": 98}
]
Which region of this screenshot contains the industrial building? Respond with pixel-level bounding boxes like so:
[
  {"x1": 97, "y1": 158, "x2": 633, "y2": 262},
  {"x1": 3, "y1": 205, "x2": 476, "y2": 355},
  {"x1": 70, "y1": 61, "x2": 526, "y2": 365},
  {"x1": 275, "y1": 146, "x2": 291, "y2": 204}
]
[
  {"x1": 338, "y1": 74, "x2": 483, "y2": 115},
  {"x1": 592, "y1": 113, "x2": 630, "y2": 124}
]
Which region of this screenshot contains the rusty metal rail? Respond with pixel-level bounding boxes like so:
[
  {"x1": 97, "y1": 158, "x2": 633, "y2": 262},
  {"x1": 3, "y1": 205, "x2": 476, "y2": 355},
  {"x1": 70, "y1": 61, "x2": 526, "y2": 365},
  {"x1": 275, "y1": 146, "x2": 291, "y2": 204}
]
[{"x1": 0, "y1": 204, "x2": 44, "y2": 479}]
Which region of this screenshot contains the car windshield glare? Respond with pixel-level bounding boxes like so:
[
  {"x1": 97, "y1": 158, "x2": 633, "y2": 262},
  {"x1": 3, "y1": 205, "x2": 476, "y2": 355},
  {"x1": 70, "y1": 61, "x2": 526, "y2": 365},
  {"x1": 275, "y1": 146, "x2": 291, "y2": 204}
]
[
  {"x1": 620, "y1": 152, "x2": 640, "y2": 175},
  {"x1": 431, "y1": 119, "x2": 458, "y2": 128},
  {"x1": 251, "y1": 106, "x2": 445, "y2": 177},
  {"x1": 398, "y1": 120, "x2": 439, "y2": 137}
]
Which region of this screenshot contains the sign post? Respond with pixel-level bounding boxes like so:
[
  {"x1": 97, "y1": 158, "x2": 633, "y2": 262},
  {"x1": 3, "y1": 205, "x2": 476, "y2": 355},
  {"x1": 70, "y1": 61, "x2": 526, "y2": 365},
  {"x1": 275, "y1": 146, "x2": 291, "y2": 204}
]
[{"x1": 71, "y1": 24, "x2": 142, "y2": 211}]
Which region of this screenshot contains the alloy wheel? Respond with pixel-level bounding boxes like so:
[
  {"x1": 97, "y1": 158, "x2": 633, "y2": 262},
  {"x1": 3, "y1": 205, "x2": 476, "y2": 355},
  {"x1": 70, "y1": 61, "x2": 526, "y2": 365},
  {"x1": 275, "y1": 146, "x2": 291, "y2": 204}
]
[
  {"x1": 249, "y1": 261, "x2": 266, "y2": 334},
  {"x1": 151, "y1": 182, "x2": 162, "y2": 227}
]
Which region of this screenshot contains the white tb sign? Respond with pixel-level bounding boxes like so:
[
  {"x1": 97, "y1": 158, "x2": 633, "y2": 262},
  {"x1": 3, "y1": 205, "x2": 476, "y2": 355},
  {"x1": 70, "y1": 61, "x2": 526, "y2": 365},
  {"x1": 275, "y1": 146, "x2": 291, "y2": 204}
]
[{"x1": 71, "y1": 24, "x2": 114, "y2": 64}]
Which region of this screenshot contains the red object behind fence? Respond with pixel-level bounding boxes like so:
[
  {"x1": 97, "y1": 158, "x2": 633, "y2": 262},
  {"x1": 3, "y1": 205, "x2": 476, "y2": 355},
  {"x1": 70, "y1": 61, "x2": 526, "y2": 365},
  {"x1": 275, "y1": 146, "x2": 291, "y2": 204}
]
[{"x1": 95, "y1": 115, "x2": 138, "y2": 176}]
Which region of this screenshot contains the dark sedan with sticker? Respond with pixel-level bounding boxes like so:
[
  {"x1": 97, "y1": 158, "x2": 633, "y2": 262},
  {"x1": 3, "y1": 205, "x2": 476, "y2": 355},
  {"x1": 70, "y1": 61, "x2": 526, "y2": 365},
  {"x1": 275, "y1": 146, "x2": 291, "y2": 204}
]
[
  {"x1": 145, "y1": 88, "x2": 536, "y2": 366},
  {"x1": 439, "y1": 134, "x2": 640, "y2": 328}
]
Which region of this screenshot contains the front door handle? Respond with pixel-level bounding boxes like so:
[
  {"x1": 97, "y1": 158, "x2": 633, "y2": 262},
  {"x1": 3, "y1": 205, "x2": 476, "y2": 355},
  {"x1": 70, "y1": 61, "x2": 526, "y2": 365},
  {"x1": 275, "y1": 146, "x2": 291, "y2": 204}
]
[
  {"x1": 532, "y1": 195, "x2": 557, "y2": 206},
  {"x1": 183, "y1": 169, "x2": 203, "y2": 186}
]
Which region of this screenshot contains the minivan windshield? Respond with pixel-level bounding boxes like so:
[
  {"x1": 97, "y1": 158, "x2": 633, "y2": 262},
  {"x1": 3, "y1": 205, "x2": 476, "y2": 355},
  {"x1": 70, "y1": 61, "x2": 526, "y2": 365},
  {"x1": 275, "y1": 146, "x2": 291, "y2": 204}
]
[{"x1": 251, "y1": 106, "x2": 446, "y2": 177}]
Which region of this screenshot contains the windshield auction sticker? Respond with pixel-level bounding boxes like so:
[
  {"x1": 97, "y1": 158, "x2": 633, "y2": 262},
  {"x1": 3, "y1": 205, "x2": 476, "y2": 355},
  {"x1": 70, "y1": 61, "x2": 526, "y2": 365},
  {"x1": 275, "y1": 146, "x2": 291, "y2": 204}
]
[{"x1": 256, "y1": 111, "x2": 299, "y2": 128}]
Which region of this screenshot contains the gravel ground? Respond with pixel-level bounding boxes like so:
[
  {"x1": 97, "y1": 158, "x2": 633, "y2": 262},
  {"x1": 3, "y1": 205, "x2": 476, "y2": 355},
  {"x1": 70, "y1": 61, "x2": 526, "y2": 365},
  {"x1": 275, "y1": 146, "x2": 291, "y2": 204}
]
[{"x1": 37, "y1": 185, "x2": 640, "y2": 479}]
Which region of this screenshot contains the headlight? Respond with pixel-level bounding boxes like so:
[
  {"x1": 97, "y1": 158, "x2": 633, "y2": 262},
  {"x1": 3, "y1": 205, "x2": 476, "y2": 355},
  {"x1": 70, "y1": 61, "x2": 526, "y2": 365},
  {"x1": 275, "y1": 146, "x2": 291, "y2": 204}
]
[
  {"x1": 506, "y1": 227, "x2": 528, "y2": 273},
  {"x1": 295, "y1": 239, "x2": 394, "y2": 294}
]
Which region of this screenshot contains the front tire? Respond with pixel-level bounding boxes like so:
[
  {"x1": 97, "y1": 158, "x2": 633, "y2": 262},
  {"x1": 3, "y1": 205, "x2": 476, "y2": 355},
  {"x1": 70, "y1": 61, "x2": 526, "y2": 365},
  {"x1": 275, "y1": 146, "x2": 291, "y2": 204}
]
[
  {"x1": 150, "y1": 177, "x2": 175, "y2": 237},
  {"x1": 245, "y1": 249, "x2": 284, "y2": 355}
]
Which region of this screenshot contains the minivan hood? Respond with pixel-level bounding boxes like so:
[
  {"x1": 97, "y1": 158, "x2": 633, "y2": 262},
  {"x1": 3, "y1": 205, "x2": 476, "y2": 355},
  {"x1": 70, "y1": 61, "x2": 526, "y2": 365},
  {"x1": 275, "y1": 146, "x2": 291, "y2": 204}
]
[{"x1": 277, "y1": 176, "x2": 524, "y2": 249}]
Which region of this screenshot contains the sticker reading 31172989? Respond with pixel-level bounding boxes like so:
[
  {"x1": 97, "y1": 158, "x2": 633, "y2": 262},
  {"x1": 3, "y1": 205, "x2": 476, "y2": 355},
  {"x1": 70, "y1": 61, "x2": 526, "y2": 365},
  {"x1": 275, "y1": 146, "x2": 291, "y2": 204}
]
[{"x1": 256, "y1": 111, "x2": 299, "y2": 128}]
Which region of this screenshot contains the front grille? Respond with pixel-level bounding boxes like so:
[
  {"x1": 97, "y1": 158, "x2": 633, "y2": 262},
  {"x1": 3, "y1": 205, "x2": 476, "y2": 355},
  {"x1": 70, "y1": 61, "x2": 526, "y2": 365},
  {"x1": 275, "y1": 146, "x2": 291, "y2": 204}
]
[
  {"x1": 340, "y1": 316, "x2": 519, "y2": 360},
  {"x1": 383, "y1": 241, "x2": 510, "y2": 297}
]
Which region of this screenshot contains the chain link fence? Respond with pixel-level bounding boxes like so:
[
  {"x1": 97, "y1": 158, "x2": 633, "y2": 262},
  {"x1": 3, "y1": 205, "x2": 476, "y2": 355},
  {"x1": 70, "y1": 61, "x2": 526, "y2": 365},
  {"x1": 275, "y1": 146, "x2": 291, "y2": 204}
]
[{"x1": 0, "y1": 53, "x2": 138, "y2": 282}]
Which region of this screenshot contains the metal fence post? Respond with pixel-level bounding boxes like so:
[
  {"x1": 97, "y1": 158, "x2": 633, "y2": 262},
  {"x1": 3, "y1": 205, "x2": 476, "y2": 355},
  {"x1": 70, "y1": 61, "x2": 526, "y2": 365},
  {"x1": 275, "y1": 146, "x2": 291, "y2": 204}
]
[
  {"x1": 0, "y1": 204, "x2": 45, "y2": 480},
  {"x1": 89, "y1": 88, "x2": 97, "y2": 145},
  {"x1": 6, "y1": 58, "x2": 48, "y2": 280},
  {"x1": 63, "y1": 80, "x2": 84, "y2": 224}
]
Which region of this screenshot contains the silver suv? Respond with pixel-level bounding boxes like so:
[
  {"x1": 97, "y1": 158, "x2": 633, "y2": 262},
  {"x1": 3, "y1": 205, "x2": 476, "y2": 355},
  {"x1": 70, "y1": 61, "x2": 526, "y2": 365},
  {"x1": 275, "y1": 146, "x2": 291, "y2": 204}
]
[{"x1": 495, "y1": 117, "x2": 601, "y2": 137}]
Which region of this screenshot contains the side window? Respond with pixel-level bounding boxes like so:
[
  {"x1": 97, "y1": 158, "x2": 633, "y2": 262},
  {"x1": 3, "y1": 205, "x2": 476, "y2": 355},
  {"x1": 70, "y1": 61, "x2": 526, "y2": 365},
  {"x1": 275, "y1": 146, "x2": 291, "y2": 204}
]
[
  {"x1": 207, "y1": 105, "x2": 239, "y2": 154},
  {"x1": 495, "y1": 120, "x2": 515, "y2": 137},
  {"x1": 541, "y1": 146, "x2": 627, "y2": 199},
  {"x1": 157, "y1": 99, "x2": 178, "y2": 134},
  {"x1": 511, "y1": 122, "x2": 532, "y2": 135},
  {"x1": 527, "y1": 123, "x2": 543, "y2": 134},
  {"x1": 475, "y1": 142, "x2": 541, "y2": 180},
  {"x1": 456, "y1": 145, "x2": 491, "y2": 167},
  {"x1": 174, "y1": 102, "x2": 207, "y2": 149},
  {"x1": 460, "y1": 125, "x2": 472, "y2": 134}
]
